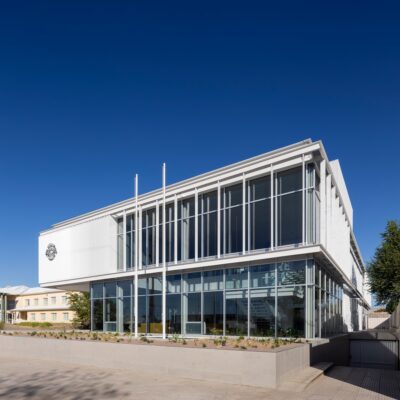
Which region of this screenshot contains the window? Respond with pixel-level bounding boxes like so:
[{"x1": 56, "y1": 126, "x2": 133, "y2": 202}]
[
  {"x1": 221, "y1": 184, "x2": 243, "y2": 254},
  {"x1": 43, "y1": 298, "x2": 48, "y2": 306},
  {"x1": 178, "y1": 197, "x2": 195, "y2": 261},
  {"x1": 277, "y1": 286, "x2": 305, "y2": 337},
  {"x1": 61, "y1": 296, "x2": 68, "y2": 305},
  {"x1": 51, "y1": 313, "x2": 57, "y2": 321},
  {"x1": 63, "y1": 312, "x2": 69, "y2": 321},
  {"x1": 31, "y1": 313, "x2": 36, "y2": 321},
  {"x1": 34, "y1": 298, "x2": 38, "y2": 306},
  {"x1": 160, "y1": 203, "x2": 175, "y2": 263},
  {"x1": 25, "y1": 299, "x2": 30, "y2": 307},
  {"x1": 247, "y1": 176, "x2": 271, "y2": 250},
  {"x1": 276, "y1": 167, "x2": 303, "y2": 246},
  {"x1": 198, "y1": 191, "x2": 218, "y2": 258},
  {"x1": 51, "y1": 297, "x2": 56, "y2": 305},
  {"x1": 126, "y1": 214, "x2": 136, "y2": 269},
  {"x1": 41, "y1": 313, "x2": 46, "y2": 321},
  {"x1": 142, "y1": 208, "x2": 157, "y2": 267}
]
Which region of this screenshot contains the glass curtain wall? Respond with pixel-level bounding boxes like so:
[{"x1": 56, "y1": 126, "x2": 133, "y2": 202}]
[
  {"x1": 119, "y1": 164, "x2": 320, "y2": 269},
  {"x1": 92, "y1": 259, "x2": 343, "y2": 338},
  {"x1": 315, "y1": 263, "x2": 343, "y2": 337}
]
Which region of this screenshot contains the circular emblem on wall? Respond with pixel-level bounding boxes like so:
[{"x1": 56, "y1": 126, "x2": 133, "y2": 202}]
[{"x1": 46, "y1": 243, "x2": 57, "y2": 261}]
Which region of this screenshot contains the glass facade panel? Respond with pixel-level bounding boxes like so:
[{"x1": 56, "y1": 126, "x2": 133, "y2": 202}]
[
  {"x1": 178, "y1": 197, "x2": 195, "y2": 261},
  {"x1": 92, "y1": 283, "x2": 103, "y2": 299},
  {"x1": 250, "y1": 288, "x2": 275, "y2": 336},
  {"x1": 93, "y1": 299, "x2": 103, "y2": 331},
  {"x1": 222, "y1": 184, "x2": 243, "y2": 254},
  {"x1": 251, "y1": 264, "x2": 275, "y2": 288},
  {"x1": 277, "y1": 286, "x2": 305, "y2": 337},
  {"x1": 148, "y1": 295, "x2": 162, "y2": 334},
  {"x1": 247, "y1": 176, "x2": 271, "y2": 251},
  {"x1": 166, "y1": 294, "x2": 181, "y2": 334},
  {"x1": 277, "y1": 261, "x2": 306, "y2": 285},
  {"x1": 203, "y1": 270, "x2": 223, "y2": 291},
  {"x1": 199, "y1": 191, "x2": 218, "y2": 258},
  {"x1": 226, "y1": 267, "x2": 248, "y2": 289},
  {"x1": 225, "y1": 290, "x2": 248, "y2": 336},
  {"x1": 167, "y1": 274, "x2": 181, "y2": 293},
  {"x1": 203, "y1": 291, "x2": 223, "y2": 334},
  {"x1": 142, "y1": 208, "x2": 157, "y2": 267},
  {"x1": 105, "y1": 282, "x2": 116, "y2": 298},
  {"x1": 276, "y1": 191, "x2": 302, "y2": 246}
]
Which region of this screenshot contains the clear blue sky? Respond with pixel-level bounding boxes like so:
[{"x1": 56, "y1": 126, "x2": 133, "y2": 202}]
[{"x1": 0, "y1": 1, "x2": 399, "y2": 287}]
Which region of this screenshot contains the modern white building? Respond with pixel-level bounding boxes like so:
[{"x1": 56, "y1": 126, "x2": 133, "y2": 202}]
[{"x1": 39, "y1": 139, "x2": 371, "y2": 338}]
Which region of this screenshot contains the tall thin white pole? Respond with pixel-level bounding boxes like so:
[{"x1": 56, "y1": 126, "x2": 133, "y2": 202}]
[
  {"x1": 134, "y1": 174, "x2": 139, "y2": 338},
  {"x1": 162, "y1": 163, "x2": 167, "y2": 339}
]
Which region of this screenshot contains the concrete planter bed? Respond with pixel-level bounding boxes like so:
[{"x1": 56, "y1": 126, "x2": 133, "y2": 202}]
[{"x1": 0, "y1": 333, "x2": 310, "y2": 388}]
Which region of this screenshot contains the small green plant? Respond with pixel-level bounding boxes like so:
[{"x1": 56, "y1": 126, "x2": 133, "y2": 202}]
[
  {"x1": 0, "y1": 321, "x2": 4, "y2": 330},
  {"x1": 240, "y1": 345, "x2": 247, "y2": 350},
  {"x1": 202, "y1": 343, "x2": 207, "y2": 348},
  {"x1": 19, "y1": 322, "x2": 53, "y2": 328},
  {"x1": 30, "y1": 331, "x2": 37, "y2": 336}
]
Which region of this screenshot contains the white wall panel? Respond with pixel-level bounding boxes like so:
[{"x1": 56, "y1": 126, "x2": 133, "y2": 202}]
[{"x1": 39, "y1": 216, "x2": 118, "y2": 285}]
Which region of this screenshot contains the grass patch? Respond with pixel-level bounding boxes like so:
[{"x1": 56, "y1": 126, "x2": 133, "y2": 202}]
[{"x1": 18, "y1": 322, "x2": 53, "y2": 328}]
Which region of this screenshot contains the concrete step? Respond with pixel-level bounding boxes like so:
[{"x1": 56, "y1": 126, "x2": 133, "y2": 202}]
[{"x1": 278, "y1": 362, "x2": 334, "y2": 392}]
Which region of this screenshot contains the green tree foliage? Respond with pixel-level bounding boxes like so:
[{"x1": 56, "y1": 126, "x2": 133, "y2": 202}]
[
  {"x1": 67, "y1": 292, "x2": 90, "y2": 328},
  {"x1": 368, "y1": 220, "x2": 400, "y2": 313}
]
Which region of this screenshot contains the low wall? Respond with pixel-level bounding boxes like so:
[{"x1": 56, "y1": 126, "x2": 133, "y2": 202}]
[
  {"x1": 0, "y1": 335, "x2": 310, "y2": 388},
  {"x1": 310, "y1": 334, "x2": 350, "y2": 366}
]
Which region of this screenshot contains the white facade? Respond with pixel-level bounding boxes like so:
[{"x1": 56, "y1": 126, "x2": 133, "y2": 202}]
[{"x1": 38, "y1": 139, "x2": 370, "y2": 337}]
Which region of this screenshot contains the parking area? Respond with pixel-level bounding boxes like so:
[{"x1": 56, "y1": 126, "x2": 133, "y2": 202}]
[{"x1": 0, "y1": 357, "x2": 399, "y2": 400}]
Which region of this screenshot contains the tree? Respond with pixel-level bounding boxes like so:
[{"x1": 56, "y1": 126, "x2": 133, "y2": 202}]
[
  {"x1": 67, "y1": 292, "x2": 90, "y2": 329},
  {"x1": 368, "y1": 220, "x2": 400, "y2": 313}
]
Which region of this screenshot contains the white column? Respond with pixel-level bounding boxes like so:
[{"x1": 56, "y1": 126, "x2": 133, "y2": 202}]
[
  {"x1": 174, "y1": 195, "x2": 178, "y2": 264},
  {"x1": 320, "y1": 160, "x2": 326, "y2": 247},
  {"x1": 270, "y1": 166, "x2": 274, "y2": 250},
  {"x1": 123, "y1": 211, "x2": 127, "y2": 271},
  {"x1": 195, "y1": 189, "x2": 198, "y2": 262},
  {"x1": 138, "y1": 207, "x2": 142, "y2": 268},
  {"x1": 156, "y1": 200, "x2": 159, "y2": 267},
  {"x1": 217, "y1": 182, "x2": 221, "y2": 258},
  {"x1": 134, "y1": 174, "x2": 139, "y2": 338},
  {"x1": 242, "y1": 173, "x2": 246, "y2": 254},
  {"x1": 326, "y1": 174, "x2": 332, "y2": 249},
  {"x1": 302, "y1": 155, "x2": 306, "y2": 245},
  {"x1": 162, "y1": 163, "x2": 167, "y2": 339}
]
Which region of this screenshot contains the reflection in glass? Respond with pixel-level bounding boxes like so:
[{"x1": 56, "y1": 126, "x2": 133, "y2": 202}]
[
  {"x1": 225, "y1": 290, "x2": 248, "y2": 336},
  {"x1": 250, "y1": 288, "x2": 275, "y2": 336},
  {"x1": 203, "y1": 291, "x2": 223, "y2": 334},
  {"x1": 277, "y1": 286, "x2": 305, "y2": 337}
]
